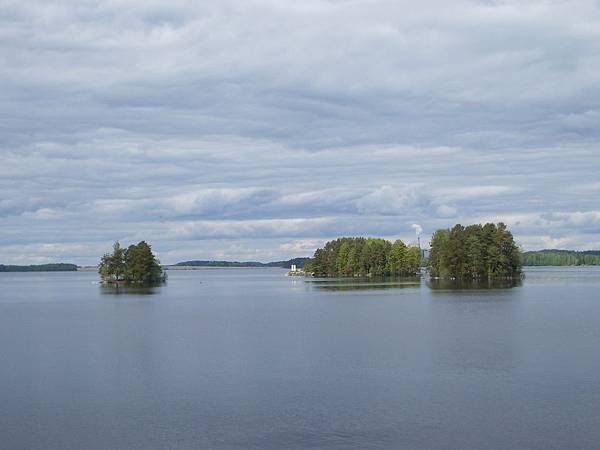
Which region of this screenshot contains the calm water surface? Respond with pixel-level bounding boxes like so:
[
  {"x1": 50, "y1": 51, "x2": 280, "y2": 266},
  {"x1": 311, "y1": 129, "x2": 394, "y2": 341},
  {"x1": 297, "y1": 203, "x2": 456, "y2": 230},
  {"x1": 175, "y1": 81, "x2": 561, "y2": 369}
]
[{"x1": 1, "y1": 267, "x2": 600, "y2": 449}]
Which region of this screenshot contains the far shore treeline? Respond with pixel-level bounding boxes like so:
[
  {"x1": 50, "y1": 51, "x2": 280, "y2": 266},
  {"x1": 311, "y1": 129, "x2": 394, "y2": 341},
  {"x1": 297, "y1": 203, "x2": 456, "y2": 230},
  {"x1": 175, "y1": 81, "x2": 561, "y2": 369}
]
[
  {"x1": 175, "y1": 257, "x2": 311, "y2": 269},
  {"x1": 428, "y1": 223, "x2": 522, "y2": 279},
  {"x1": 99, "y1": 241, "x2": 166, "y2": 284},
  {"x1": 305, "y1": 237, "x2": 422, "y2": 277},
  {"x1": 0, "y1": 263, "x2": 78, "y2": 272},
  {"x1": 523, "y1": 250, "x2": 600, "y2": 266}
]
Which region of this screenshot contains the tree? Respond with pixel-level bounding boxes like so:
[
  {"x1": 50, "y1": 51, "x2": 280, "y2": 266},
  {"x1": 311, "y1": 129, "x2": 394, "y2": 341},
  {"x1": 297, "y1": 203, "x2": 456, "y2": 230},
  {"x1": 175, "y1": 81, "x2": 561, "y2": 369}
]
[
  {"x1": 405, "y1": 246, "x2": 421, "y2": 275},
  {"x1": 428, "y1": 229, "x2": 450, "y2": 278},
  {"x1": 336, "y1": 242, "x2": 350, "y2": 276},
  {"x1": 99, "y1": 241, "x2": 125, "y2": 282},
  {"x1": 387, "y1": 239, "x2": 407, "y2": 274}
]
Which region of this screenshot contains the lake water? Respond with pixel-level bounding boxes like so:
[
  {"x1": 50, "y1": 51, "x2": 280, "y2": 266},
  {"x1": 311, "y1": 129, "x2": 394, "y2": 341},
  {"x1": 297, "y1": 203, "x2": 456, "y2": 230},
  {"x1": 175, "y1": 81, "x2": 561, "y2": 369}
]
[{"x1": 1, "y1": 267, "x2": 600, "y2": 449}]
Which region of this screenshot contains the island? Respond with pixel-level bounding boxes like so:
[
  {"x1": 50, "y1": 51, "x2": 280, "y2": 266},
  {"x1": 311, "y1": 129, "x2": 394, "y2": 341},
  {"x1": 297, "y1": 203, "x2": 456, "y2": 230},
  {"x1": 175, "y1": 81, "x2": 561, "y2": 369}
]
[
  {"x1": 306, "y1": 237, "x2": 421, "y2": 277},
  {"x1": 99, "y1": 241, "x2": 166, "y2": 284},
  {"x1": 428, "y1": 222, "x2": 522, "y2": 279}
]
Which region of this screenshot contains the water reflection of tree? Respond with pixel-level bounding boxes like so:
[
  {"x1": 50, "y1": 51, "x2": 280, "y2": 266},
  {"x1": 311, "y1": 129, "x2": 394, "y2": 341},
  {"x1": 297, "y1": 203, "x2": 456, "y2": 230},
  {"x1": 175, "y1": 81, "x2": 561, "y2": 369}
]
[
  {"x1": 308, "y1": 276, "x2": 421, "y2": 291},
  {"x1": 427, "y1": 277, "x2": 522, "y2": 290},
  {"x1": 100, "y1": 282, "x2": 164, "y2": 296}
]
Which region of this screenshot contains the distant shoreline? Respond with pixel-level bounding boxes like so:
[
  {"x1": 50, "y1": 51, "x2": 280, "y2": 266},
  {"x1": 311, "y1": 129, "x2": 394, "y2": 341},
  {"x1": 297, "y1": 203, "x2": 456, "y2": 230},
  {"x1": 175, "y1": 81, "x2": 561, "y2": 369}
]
[
  {"x1": 172, "y1": 257, "x2": 311, "y2": 269},
  {"x1": 523, "y1": 250, "x2": 600, "y2": 266},
  {"x1": 0, "y1": 263, "x2": 78, "y2": 273},
  {"x1": 1, "y1": 265, "x2": 600, "y2": 273},
  {"x1": 3, "y1": 249, "x2": 600, "y2": 273}
]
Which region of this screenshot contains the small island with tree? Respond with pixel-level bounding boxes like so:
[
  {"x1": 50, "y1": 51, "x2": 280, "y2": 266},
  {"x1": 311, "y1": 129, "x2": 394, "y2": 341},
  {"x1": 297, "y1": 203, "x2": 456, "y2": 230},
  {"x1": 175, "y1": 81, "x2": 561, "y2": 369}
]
[
  {"x1": 99, "y1": 241, "x2": 166, "y2": 285},
  {"x1": 305, "y1": 237, "x2": 421, "y2": 277},
  {"x1": 428, "y1": 222, "x2": 522, "y2": 279}
]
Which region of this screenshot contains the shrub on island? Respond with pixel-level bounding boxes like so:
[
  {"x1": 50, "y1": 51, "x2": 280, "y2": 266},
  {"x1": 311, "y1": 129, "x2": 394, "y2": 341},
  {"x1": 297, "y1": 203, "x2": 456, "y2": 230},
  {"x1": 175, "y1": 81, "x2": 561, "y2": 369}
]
[
  {"x1": 99, "y1": 241, "x2": 166, "y2": 284},
  {"x1": 428, "y1": 222, "x2": 522, "y2": 280}
]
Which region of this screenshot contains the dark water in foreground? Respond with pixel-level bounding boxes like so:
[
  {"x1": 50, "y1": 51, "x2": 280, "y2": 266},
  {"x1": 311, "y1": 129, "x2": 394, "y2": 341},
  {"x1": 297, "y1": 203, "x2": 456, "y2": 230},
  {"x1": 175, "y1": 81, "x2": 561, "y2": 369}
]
[{"x1": 1, "y1": 267, "x2": 600, "y2": 449}]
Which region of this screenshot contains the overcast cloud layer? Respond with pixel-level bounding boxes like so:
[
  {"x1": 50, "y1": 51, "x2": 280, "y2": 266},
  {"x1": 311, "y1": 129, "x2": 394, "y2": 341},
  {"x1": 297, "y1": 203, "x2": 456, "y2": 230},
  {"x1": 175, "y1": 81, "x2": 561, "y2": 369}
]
[{"x1": 1, "y1": 0, "x2": 600, "y2": 265}]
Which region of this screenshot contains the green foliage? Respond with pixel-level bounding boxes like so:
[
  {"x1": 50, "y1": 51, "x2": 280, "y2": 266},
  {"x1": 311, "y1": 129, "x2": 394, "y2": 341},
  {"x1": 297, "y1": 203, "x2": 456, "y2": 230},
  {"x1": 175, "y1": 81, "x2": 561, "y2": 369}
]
[
  {"x1": 0, "y1": 263, "x2": 77, "y2": 272},
  {"x1": 99, "y1": 241, "x2": 166, "y2": 284},
  {"x1": 428, "y1": 223, "x2": 522, "y2": 279},
  {"x1": 310, "y1": 237, "x2": 421, "y2": 277},
  {"x1": 523, "y1": 250, "x2": 600, "y2": 266}
]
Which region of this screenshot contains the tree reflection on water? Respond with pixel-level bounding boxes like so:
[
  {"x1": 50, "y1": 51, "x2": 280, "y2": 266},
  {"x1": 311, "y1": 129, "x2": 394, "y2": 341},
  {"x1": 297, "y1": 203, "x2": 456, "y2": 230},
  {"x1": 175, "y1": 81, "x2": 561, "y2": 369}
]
[
  {"x1": 99, "y1": 282, "x2": 165, "y2": 296},
  {"x1": 307, "y1": 276, "x2": 421, "y2": 291},
  {"x1": 305, "y1": 275, "x2": 523, "y2": 291},
  {"x1": 427, "y1": 277, "x2": 523, "y2": 290}
]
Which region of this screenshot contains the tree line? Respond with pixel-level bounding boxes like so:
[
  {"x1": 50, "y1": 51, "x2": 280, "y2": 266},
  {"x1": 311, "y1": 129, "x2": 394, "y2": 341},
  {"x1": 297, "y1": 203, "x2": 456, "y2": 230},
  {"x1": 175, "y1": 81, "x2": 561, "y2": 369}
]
[
  {"x1": 0, "y1": 263, "x2": 77, "y2": 272},
  {"x1": 523, "y1": 250, "x2": 600, "y2": 266},
  {"x1": 305, "y1": 237, "x2": 421, "y2": 277},
  {"x1": 428, "y1": 223, "x2": 522, "y2": 279},
  {"x1": 175, "y1": 257, "x2": 311, "y2": 268},
  {"x1": 99, "y1": 241, "x2": 166, "y2": 284}
]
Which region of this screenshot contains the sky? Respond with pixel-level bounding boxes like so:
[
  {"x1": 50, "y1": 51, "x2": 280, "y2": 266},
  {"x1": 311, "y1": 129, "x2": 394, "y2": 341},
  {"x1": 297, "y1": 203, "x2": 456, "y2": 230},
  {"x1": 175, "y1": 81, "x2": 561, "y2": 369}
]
[{"x1": 1, "y1": 0, "x2": 600, "y2": 265}]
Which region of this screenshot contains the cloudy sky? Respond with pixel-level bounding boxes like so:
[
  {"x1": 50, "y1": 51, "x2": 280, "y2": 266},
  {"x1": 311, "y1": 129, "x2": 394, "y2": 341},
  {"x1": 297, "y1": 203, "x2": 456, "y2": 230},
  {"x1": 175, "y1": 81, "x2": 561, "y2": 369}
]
[{"x1": 1, "y1": 0, "x2": 600, "y2": 265}]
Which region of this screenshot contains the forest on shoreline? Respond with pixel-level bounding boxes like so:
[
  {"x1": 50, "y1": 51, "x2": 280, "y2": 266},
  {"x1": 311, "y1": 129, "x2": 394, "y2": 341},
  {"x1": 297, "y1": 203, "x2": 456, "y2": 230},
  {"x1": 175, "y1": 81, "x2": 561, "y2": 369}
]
[
  {"x1": 174, "y1": 257, "x2": 311, "y2": 269},
  {"x1": 523, "y1": 250, "x2": 600, "y2": 266},
  {"x1": 0, "y1": 263, "x2": 77, "y2": 272}
]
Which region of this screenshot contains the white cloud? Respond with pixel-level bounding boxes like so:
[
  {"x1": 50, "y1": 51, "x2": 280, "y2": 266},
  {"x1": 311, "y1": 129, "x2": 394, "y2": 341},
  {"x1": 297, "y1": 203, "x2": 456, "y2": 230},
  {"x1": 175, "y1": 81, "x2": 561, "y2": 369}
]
[
  {"x1": 541, "y1": 211, "x2": 600, "y2": 228},
  {"x1": 436, "y1": 185, "x2": 513, "y2": 202},
  {"x1": 560, "y1": 110, "x2": 600, "y2": 130},
  {"x1": 355, "y1": 185, "x2": 429, "y2": 215},
  {"x1": 279, "y1": 239, "x2": 324, "y2": 254},
  {"x1": 435, "y1": 204, "x2": 458, "y2": 218}
]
